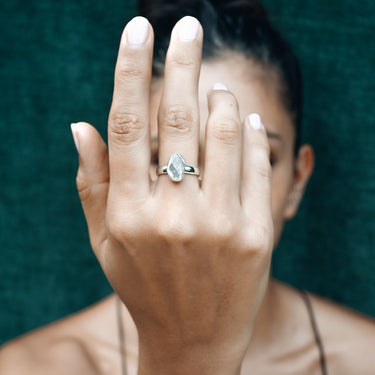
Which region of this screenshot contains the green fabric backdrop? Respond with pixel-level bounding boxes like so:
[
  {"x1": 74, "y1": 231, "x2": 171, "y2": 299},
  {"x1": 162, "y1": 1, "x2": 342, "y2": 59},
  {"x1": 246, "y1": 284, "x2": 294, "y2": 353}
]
[{"x1": 1, "y1": 0, "x2": 374, "y2": 345}]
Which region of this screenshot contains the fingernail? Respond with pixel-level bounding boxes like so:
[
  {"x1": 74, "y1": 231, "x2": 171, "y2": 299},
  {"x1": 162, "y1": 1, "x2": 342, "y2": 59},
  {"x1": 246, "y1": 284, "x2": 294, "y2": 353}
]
[
  {"x1": 70, "y1": 123, "x2": 80, "y2": 153},
  {"x1": 176, "y1": 16, "x2": 199, "y2": 41},
  {"x1": 126, "y1": 16, "x2": 149, "y2": 46},
  {"x1": 212, "y1": 83, "x2": 229, "y2": 91},
  {"x1": 246, "y1": 113, "x2": 264, "y2": 130}
]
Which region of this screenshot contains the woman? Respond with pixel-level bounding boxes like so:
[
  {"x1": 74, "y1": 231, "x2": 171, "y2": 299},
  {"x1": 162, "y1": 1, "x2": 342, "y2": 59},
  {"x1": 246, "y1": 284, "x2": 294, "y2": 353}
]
[{"x1": 1, "y1": 0, "x2": 375, "y2": 374}]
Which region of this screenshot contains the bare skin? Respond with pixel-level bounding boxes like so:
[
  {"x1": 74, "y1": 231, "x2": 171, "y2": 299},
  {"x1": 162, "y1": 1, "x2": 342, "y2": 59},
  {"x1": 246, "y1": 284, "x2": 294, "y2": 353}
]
[
  {"x1": 2, "y1": 283, "x2": 375, "y2": 375},
  {"x1": 1, "y1": 16, "x2": 375, "y2": 375}
]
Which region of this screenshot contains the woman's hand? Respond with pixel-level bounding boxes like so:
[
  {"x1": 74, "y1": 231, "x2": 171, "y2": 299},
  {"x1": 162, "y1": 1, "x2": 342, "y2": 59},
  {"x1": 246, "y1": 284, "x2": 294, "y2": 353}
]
[{"x1": 71, "y1": 16, "x2": 273, "y2": 375}]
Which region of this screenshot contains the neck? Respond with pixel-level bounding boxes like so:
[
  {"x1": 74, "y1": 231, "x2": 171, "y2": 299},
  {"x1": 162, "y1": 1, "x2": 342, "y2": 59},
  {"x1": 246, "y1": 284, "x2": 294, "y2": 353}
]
[{"x1": 247, "y1": 277, "x2": 280, "y2": 351}]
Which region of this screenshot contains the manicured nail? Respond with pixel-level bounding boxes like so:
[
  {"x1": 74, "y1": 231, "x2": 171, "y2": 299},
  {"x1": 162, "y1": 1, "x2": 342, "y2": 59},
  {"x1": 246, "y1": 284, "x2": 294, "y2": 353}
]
[
  {"x1": 176, "y1": 16, "x2": 199, "y2": 41},
  {"x1": 126, "y1": 16, "x2": 149, "y2": 46},
  {"x1": 70, "y1": 123, "x2": 80, "y2": 153},
  {"x1": 212, "y1": 83, "x2": 229, "y2": 91},
  {"x1": 246, "y1": 113, "x2": 264, "y2": 130}
]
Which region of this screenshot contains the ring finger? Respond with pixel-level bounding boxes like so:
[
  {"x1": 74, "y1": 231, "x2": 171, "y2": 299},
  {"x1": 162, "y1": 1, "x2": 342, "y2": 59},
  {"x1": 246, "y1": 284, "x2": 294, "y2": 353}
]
[{"x1": 202, "y1": 86, "x2": 242, "y2": 208}]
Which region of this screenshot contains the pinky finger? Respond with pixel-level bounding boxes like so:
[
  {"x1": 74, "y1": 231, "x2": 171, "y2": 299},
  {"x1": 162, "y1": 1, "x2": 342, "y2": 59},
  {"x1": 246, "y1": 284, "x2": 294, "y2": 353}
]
[
  {"x1": 241, "y1": 114, "x2": 272, "y2": 224},
  {"x1": 71, "y1": 122, "x2": 109, "y2": 261}
]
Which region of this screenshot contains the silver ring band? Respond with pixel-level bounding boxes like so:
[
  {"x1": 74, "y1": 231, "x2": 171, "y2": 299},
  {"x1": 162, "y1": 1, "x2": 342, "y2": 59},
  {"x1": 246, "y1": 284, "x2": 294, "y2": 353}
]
[{"x1": 157, "y1": 153, "x2": 200, "y2": 182}]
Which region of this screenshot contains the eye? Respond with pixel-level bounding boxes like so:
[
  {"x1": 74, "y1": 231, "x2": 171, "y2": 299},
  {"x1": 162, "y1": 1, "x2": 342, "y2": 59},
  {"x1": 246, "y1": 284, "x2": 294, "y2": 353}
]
[
  {"x1": 151, "y1": 152, "x2": 159, "y2": 166},
  {"x1": 270, "y1": 153, "x2": 276, "y2": 167}
]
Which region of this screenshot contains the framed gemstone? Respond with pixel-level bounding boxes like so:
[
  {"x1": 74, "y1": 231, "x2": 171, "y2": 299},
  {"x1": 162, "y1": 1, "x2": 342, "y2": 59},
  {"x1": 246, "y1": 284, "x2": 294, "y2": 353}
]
[{"x1": 167, "y1": 153, "x2": 185, "y2": 182}]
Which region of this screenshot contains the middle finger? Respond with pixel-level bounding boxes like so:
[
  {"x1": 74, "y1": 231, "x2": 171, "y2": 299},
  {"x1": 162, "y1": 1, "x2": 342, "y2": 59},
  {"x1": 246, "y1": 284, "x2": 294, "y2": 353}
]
[{"x1": 156, "y1": 17, "x2": 203, "y2": 190}]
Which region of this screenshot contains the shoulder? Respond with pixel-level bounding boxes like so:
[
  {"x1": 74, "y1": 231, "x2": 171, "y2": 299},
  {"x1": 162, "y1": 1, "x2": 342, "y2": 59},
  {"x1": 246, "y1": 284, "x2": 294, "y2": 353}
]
[
  {"x1": 0, "y1": 295, "x2": 119, "y2": 375},
  {"x1": 0, "y1": 333, "x2": 97, "y2": 375},
  {"x1": 306, "y1": 290, "x2": 375, "y2": 375},
  {"x1": 278, "y1": 281, "x2": 375, "y2": 375}
]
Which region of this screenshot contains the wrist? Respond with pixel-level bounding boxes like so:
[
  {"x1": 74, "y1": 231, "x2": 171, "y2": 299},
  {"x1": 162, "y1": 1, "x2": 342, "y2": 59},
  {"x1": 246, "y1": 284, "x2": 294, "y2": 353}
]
[
  {"x1": 138, "y1": 355, "x2": 242, "y2": 375},
  {"x1": 137, "y1": 337, "x2": 246, "y2": 375}
]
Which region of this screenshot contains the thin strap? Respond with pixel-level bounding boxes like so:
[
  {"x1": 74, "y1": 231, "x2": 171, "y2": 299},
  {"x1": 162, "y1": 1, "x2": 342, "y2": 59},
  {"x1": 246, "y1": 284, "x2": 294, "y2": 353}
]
[
  {"x1": 116, "y1": 296, "x2": 128, "y2": 375},
  {"x1": 300, "y1": 290, "x2": 328, "y2": 375}
]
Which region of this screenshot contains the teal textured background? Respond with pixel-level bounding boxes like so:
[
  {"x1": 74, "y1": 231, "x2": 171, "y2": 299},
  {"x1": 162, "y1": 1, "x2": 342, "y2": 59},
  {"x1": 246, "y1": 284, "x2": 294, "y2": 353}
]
[{"x1": 1, "y1": 0, "x2": 374, "y2": 344}]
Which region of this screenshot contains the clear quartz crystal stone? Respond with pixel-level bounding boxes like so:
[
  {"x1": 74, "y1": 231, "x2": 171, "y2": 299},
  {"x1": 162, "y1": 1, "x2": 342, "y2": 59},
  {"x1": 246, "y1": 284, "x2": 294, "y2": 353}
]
[{"x1": 167, "y1": 153, "x2": 185, "y2": 182}]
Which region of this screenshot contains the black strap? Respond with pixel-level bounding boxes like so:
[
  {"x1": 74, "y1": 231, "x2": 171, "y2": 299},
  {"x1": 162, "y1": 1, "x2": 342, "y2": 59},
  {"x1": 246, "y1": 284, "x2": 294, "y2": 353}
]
[{"x1": 300, "y1": 290, "x2": 328, "y2": 375}]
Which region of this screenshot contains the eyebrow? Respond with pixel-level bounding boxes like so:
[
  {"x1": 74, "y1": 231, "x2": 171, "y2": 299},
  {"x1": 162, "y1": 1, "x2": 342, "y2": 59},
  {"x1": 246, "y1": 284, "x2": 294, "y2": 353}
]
[{"x1": 266, "y1": 131, "x2": 283, "y2": 142}]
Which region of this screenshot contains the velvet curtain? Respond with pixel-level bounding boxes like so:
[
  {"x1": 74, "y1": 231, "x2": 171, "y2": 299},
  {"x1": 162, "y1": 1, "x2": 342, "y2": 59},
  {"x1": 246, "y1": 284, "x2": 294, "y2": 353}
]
[{"x1": 1, "y1": 0, "x2": 374, "y2": 344}]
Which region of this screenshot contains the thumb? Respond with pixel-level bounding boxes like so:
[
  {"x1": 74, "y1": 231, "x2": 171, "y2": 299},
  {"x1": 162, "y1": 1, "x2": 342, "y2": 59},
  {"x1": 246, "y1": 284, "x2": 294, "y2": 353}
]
[{"x1": 71, "y1": 122, "x2": 109, "y2": 259}]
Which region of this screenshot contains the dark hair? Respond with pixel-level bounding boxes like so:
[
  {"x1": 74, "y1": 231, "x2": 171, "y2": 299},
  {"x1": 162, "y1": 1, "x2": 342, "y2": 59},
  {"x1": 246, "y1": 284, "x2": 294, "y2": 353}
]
[{"x1": 139, "y1": 0, "x2": 302, "y2": 154}]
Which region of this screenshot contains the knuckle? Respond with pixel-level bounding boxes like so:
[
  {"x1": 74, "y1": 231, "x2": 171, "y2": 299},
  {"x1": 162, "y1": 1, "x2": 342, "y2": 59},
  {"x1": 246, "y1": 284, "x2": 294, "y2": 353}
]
[
  {"x1": 209, "y1": 118, "x2": 240, "y2": 145},
  {"x1": 210, "y1": 214, "x2": 235, "y2": 242},
  {"x1": 105, "y1": 211, "x2": 135, "y2": 243},
  {"x1": 108, "y1": 111, "x2": 145, "y2": 144},
  {"x1": 155, "y1": 214, "x2": 195, "y2": 244},
  {"x1": 211, "y1": 90, "x2": 238, "y2": 108},
  {"x1": 76, "y1": 171, "x2": 91, "y2": 202},
  {"x1": 245, "y1": 224, "x2": 273, "y2": 256},
  {"x1": 160, "y1": 105, "x2": 195, "y2": 134},
  {"x1": 116, "y1": 60, "x2": 145, "y2": 82},
  {"x1": 76, "y1": 171, "x2": 109, "y2": 204},
  {"x1": 260, "y1": 163, "x2": 272, "y2": 180},
  {"x1": 250, "y1": 137, "x2": 270, "y2": 155},
  {"x1": 105, "y1": 212, "x2": 124, "y2": 240},
  {"x1": 256, "y1": 163, "x2": 272, "y2": 180},
  {"x1": 168, "y1": 51, "x2": 195, "y2": 69},
  {"x1": 250, "y1": 147, "x2": 272, "y2": 179}
]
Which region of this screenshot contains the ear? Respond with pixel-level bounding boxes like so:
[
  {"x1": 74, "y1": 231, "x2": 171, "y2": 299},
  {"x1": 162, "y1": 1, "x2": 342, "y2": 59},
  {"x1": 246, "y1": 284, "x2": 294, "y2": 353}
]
[{"x1": 284, "y1": 144, "x2": 314, "y2": 220}]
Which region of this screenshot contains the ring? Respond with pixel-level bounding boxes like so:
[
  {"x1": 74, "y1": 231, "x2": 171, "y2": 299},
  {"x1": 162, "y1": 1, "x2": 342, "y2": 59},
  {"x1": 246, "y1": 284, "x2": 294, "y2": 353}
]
[{"x1": 157, "y1": 153, "x2": 200, "y2": 182}]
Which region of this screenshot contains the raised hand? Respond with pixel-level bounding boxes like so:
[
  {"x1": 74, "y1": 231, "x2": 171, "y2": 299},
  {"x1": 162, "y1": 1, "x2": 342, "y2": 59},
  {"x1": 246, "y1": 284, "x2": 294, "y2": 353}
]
[{"x1": 71, "y1": 16, "x2": 273, "y2": 375}]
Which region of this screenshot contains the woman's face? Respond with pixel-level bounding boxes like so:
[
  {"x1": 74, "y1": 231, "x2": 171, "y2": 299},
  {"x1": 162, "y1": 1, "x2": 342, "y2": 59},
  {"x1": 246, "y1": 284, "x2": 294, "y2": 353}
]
[{"x1": 149, "y1": 52, "x2": 313, "y2": 248}]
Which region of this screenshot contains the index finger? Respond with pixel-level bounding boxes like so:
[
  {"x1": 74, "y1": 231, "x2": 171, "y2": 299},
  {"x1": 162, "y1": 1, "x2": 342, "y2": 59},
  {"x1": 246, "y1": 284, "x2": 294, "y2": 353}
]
[{"x1": 108, "y1": 17, "x2": 154, "y2": 199}]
